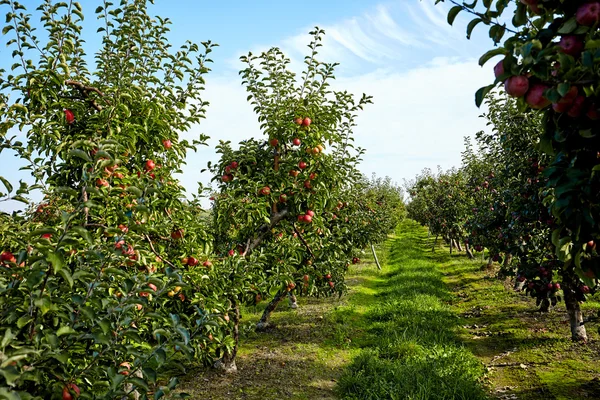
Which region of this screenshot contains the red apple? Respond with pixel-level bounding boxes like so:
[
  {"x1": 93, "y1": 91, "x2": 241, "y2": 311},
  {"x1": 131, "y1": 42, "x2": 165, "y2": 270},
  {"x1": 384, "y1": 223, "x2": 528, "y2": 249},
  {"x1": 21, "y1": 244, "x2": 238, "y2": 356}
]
[
  {"x1": 221, "y1": 174, "x2": 233, "y2": 182},
  {"x1": 0, "y1": 251, "x2": 15, "y2": 263},
  {"x1": 41, "y1": 233, "x2": 52, "y2": 239},
  {"x1": 303, "y1": 180, "x2": 312, "y2": 189},
  {"x1": 259, "y1": 186, "x2": 271, "y2": 196},
  {"x1": 494, "y1": 59, "x2": 505, "y2": 78},
  {"x1": 567, "y1": 95, "x2": 586, "y2": 118},
  {"x1": 552, "y1": 86, "x2": 578, "y2": 113},
  {"x1": 292, "y1": 138, "x2": 301, "y2": 146},
  {"x1": 64, "y1": 109, "x2": 75, "y2": 125},
  {"x1": 294, "y1": 117, "x2": 303, "y2": 125},
  {"x1": 162, "y1": 139, "x2": 172, "y2": 149},
  {"x1": 298, "y1": 161, "x2": 307, "y2": 170},
  {"x1": 289, "y1": 169, "x2": 300, "y2": 177},
  {"x1": 171, "y1": 229, "x2": 184, "y2": 240},
  {"x1": 581, "y1": 285, "x2": 590, "y2": 294},
  {"x1": 306, "y1": 210, "x2": 315, "y2": 217},
  {"x1": 587, "y1": 240, "x2": 596, "y2": 250},
  {"x1": 328, "y1": 281, "x2": 335, "y2": 288},
  {"x1": 96, "y1": 178, "x2": 109, "y2": 188},
  {"x1": 554, "y1": 283, "x2": 561, "y2": 290},
  {"x1": 145, "y1": 159, "x2": 155, "y2": 171},
  {"x1": 303, "y1": 214, "x2": 313, "y2": 223},
  {"x1": 230, "y1": 161, "x2": 238, "y2": 169},
  {"x1": 303, "y1": 274, "x2": 309, "y2": 282},
  {"x1": 586, "y1": 104, "x2": 599, "y2": 120},
  {"x1": 525, "y1": 84, "x2": 551, "y2": 109},
  {"x1": 558, "y1": 35, "x2": 584, "y2": 57},
  {"x1": 279, "y1": 193, "x2": 287, "y2": 203},
  {"x1": 269, "y1": 138, "x2": 279, "y2": 147},
  {"x1": 505, "y1": 76, "x2": 529, "y2": 98},
  {"x1": 228, "y1": 249, "x2": 235, "y2": 257},
  {"x1": 302, "y1": 117, "x2": 312, "y2": 127},
  {"x1": 187, "y1": 257, "x2": 199, "y2": 266},
  {"x1": 148, "y1": 283, "x2": 158, "y2": 292},
  {"x1": 62, "y1": 387, "x2": 73, "y2": 400},
  {"x1": 576, "y1": 2, "x2": 600, "y2": 26},
  {"x1": 520, "y1": 0, "x2": 540, "y2": 14},
  {"x1": 203, "y1": 260, "x2": 212, "y2": 267}
]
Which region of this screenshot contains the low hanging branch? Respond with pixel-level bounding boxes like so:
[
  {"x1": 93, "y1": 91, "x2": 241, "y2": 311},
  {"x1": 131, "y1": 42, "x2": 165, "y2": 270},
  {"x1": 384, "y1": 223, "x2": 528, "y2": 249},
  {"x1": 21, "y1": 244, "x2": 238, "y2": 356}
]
[
  {"x1": 243, "y1": 208, "x2": 289, "y2": 257},
  {"x1": 65, "y1": 79, "x2": 108, "y2": 111},
  {"x1": 293, "y1": 223, "x2": 315, "y2": 259}
]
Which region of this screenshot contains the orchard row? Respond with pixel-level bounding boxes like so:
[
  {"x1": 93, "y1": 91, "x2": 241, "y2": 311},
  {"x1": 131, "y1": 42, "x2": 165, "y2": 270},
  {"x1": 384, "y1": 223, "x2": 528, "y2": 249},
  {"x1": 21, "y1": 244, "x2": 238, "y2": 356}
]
[
  {"x1": 0, "y1": 2, "x2": 404, "y2": 399},
  {"x1": 409, "y1": 0, "x2": 600, "y2": 342}
]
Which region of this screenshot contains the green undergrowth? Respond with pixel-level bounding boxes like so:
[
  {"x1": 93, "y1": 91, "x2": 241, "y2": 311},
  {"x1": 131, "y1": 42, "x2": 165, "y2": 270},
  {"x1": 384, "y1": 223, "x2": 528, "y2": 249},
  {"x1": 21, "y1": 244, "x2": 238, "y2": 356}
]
[
  {"x1": 175, "y1": 220, "x2": 600, "y2": 399},
  {"x1": 336, "y1": 220, "x2": 487, "y2": 400}
]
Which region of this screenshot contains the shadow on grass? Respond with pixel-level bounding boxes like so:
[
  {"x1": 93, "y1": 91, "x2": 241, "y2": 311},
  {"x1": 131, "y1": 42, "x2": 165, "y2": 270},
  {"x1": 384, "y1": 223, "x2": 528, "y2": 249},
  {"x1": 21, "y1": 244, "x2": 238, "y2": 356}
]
[{"x1": 337, "y1": 220, "x2": 488, "y2": 400}]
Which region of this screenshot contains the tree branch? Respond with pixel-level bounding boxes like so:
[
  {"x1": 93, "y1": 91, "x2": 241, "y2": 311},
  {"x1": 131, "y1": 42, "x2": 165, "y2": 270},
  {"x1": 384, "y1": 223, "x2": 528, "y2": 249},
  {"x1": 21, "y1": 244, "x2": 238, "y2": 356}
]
[
  {"x1": 244, "y1": 208, "x2": 289, "y2": 257},
  {"x1": 293, "y1": 223, "x2": 315, "y2": 259},
  {"x1": 65, "y1": 80, "x2": 108, "y2": 111}
]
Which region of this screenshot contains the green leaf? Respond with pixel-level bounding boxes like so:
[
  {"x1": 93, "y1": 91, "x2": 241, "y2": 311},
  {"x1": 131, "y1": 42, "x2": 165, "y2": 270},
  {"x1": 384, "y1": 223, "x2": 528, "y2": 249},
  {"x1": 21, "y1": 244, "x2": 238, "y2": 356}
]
[
  {"x1": 59, "y1": 268, "x2": 74, "y2": 288},
  {"x1": 475, "y1": 84, "x2": 494, "y2": 108},
  {"x1": 1, "y1": 328, "x2": 13, "y2": 348},
  {"x1": 126, "y1": 186, "x2": 144, "y2": 197},
  {"x1": 69, "y1": 149, "x2": 92, "y2": 162},
  {"x1": 72, "y1": 226, "x2": 93, "y2": 243},
  {"x1": 0, "y1": 366, "x2": 20, "y2": 386},
  {"x1": 57, "y1": 326, "x2": 77, "y2": 337},
  {"x1": 447, "y1": 6, "x2": 462, "y2": 26},
  {"x1": 466, "y1": 18, "x2": 482, "y2": 39},
  {"x1": 478, "y1": 48, "x2": 506, "y2": 66},
  {"x1": 47, "y1": 251, "x2": 65, "y2": 274},
  {"x1": 558, "y1": 18, "x2": 577, "y2": 34},
  {"x1": 129, "y1": 377, "x2": 150, "y2": 391},
  {"x1": 17, "y1": 316, "x2": 32, "y2": 329},
  {"x1": 0, "y1": 176, "x2": 13, "y2": 193}
]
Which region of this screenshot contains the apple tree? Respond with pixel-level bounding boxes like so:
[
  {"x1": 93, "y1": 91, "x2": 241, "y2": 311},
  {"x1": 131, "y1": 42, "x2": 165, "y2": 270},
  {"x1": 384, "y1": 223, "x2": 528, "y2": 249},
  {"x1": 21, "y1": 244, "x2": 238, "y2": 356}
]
[
  {"x1": 438, "y1": 0, "x2": 600, "y2": 341},
  {"x1": 0, "y1": 0, "x2": 226, "y2": 397},
  {"x1": 207, "y1": 28, "x2": 372, "y2": 360}
]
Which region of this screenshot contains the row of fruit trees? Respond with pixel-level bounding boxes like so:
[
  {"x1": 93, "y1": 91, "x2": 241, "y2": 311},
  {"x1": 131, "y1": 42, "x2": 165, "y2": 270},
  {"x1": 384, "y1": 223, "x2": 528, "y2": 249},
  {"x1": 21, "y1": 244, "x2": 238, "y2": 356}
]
[
  {"x1": 0, "y1": 1, "x2": 406, "y2": 398},
  {"x1": 408, "y1": 0, "x2": 599, "y2": 344}
]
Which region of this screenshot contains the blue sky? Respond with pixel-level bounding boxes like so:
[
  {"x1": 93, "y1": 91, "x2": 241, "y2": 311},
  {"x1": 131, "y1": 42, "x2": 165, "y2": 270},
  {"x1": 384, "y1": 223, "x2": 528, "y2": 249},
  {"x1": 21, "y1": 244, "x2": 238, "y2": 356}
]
[{"x1": 1, "y1": 0, "x2": 500, "y2": 211}]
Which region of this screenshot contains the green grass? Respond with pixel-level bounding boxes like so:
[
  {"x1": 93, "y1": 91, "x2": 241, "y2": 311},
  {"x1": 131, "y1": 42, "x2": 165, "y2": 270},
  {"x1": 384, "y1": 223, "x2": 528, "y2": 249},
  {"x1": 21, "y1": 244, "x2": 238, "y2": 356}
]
[
  {"x1": 174, "y1": 220, "x2": 600, "y2": 399},
  {"x1": 336, "y1": 220, "x2": 487, "y2": 400}
]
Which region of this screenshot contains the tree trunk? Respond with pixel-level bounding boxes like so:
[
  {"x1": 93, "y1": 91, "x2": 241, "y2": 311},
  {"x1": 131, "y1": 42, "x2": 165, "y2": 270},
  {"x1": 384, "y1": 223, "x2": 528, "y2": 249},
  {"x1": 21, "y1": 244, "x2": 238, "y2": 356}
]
[
  {"x1": 256, "y1": 289, "x2": 287, "y2": 331},
  {"x1": 503, "y1": 253, "x2": 513, "y2": 268},
  {"x1": 456, "y1": 239, "x2": 463, "y2": 252},
  {"x1": 563, "y1": 277, "x2": 587, "y2": 342},
  {"x1": 465, "y1": 244, "x2": 474, "y2": 259},
  {"x1": 538, "y1": 298, "x2": 550, "y2": 313},
  {"x1": 214, "y1": 300, "x2": 240, "y2": 373},
  {"x1": 288, "y1": 291, "x2": 298, "y2": 309},
  {"x1": 123, "y1": 369, "x2": 143, "y2": 399},
  {"x1": 432, "y1": 235, "x2": 438, "y2": 252},
  {"x1": 487, "y1": 257, "x2": 493, "y2": 268},
  {"x1": 449, "y1": 237, "x2": 453, "y2": 255},
  {"x1": 371, "y1": 243, "x2": 382, "y2": 270}
]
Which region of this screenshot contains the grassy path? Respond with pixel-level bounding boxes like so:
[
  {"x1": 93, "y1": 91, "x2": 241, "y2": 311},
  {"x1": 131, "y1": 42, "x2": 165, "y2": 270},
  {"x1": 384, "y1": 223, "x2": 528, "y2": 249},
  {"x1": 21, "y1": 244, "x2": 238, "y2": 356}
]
[{"x1": 176, "y1": 220, "x2": 600, "y2": 399}]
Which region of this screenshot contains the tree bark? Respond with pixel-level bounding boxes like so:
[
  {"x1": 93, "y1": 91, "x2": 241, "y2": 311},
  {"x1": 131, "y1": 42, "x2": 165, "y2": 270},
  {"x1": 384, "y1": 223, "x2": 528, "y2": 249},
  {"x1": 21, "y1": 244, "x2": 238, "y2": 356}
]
[
  {"x1": 371, "y1": 243, "x2": 382, "y2": 270},
  {"x1": 456, "y1": 239, "x2": 463, "y2": 252},
  {"x1": 449, "y1": 237, "x2": 453, "y2": 255},
  {"x1": 256, "y1": 289, "x2": 287, "y2": 331},
  {"x1": 465, "y1": 244, "x2": 474, "y2": 259},
  {"x1": 288, "y1": 291, "x2": 298, "y2": 309},
  {"x1": 503, "y1": 253, "x2": 513, "y2": 269},
  {"x1": 432, "y1": 235, "x2": 438, "y2": 252},
  {"x1": 538, "y1": 298, "x2": 550, "y2": 313},
  {"x1": 214, "y1": 300, "x2": 240, "y2": 373},
  {"x1": 563, "y1": 277, "x2": 587, "y2": 342}
]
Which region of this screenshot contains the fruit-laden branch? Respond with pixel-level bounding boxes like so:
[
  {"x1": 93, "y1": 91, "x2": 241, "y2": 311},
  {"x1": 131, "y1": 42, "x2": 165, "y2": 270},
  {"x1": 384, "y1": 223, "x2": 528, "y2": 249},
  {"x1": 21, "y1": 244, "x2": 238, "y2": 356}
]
[
  {"x1": 143, "y1": 233, "x2": 177, "y2": 270},
  {"x1": 293, "y1": 223, "x2": 315, "y2": 259},
  {"x1": 244, "y1": 208, "x2": 289, "y2": 256},
  {"x1": 65, "y1": 80, "x2": 108, "y2": 111},
  {"x1": 445, "y1": 0, "x2": 518, "y2": 35}
]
